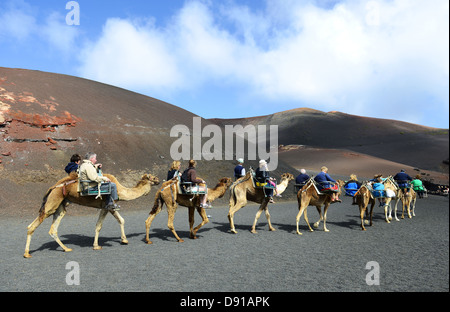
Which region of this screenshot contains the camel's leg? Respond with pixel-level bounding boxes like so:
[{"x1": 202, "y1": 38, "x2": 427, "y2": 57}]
[
  {"x1": 251, "y1": 202, "x2": 265, "y2": 234},
  {"x1": 191, "y1": 206, "x2": 209, "y2": 239},
  {"x1": 313, "y1": 206, "x2": 323, "y2": 229},
  {"x1": 145, "y1": 204, "x2": 163, "y2": 245},
  {"x1": 359, "y1": 205, "x2": 367, "y2": 231},
  {"x1": 93, "y1": 209, "x2": 108, "y2": 250},
  {"x1": 406, "y1": 199, "x2": 412, "y2": 219},
  {"x1": 188, "y1": 207, "x2": 195, "y2": 238},
  {"x1": 228, "y1": 201, "x2": 246, "y2": 234},
  {"x1": 302, "y1": 206, "x2": 313, "y2": 232},
  {"x1": 384, "y1": 199, "x2": 391, "y2": 223},
  {"x1": 322, "y1": 204, "x2": 330, "y2": 232},
  {"x1": 24, "y1": 216, "x2": 46, "y2": 258},
  {"x1": 167, "y1": 204, "x2": 184, "y2": 242},
  {"x1": 369, "y1": 201, "x2": 375, "y2": 227},
  {"x1": 265, "y1": 205, "x2": 276, "y2": 232},
  {"x1": 111, "y1": 211, "x2": 128, "y2": 245},
  {"x1": 48, "y1": 205, "x2": 72, "y2": 253},
  {"x1": 295, "y1": 205, "x2": 309, "y2": 235},
  {"x1": 393, "y1": 198, "x2": 400, "y2": 221},
  {"x1": 411, "y1": 197, "x2": 416, "y2": 217}
]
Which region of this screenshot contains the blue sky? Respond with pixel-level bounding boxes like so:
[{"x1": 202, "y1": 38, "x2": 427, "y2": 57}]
[{"x1": 0, "y1": 0, "x2": 448, "y2": 129}]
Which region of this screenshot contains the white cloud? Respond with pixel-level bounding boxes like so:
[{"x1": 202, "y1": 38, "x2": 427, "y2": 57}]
[
  {"x1": 77, "y1": 0, "x2": 449, "y2": 126},
  {"x1": 79, "y1": 18, "x2": 181, "y2": 91}
]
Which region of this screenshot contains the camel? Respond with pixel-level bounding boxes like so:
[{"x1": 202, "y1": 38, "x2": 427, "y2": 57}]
[
  {"x1": 24, "y1": 172, "x2": 160, "y2": 258},
  {"x1": 381, "y1": 176, "x2": 401, "y2": 223},
  {"x1": 145, "y1": 177, "x2": 232, "y2": 244},
  {"x1": 295, "y1": 178, "x2": 345, "y2": 235},
  {"x1": 227, "y1": 171, "x2": 294, "y2": 234},
  {"x1": 353, "y1": 183, "x2": 376, "y2": 231},
  {"x1": 394, "y1": 187, "x2": 417, "y2": 220}
]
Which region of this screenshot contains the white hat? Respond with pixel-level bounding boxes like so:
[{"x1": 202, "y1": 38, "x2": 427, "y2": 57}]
[
  {"x1": 237, "y1": 158, "x2": 244, "y2": 164},
  {"x1": 259, "y1": 159, "x2": 267, "y2": 165}
]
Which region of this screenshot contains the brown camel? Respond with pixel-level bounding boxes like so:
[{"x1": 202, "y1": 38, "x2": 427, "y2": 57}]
[
  {"x1": 145, "y1": 177, "x2": 232, "y2": 244},
  {"x1": 24, "y1": 172, "x2": 159, "y2": 258},
  {"x1": 227, "y1": 171, "x2": 294, "y2": 234},
  {"x1": 295, "y1": 178, "x2": 344, "y2": 235},
  {"x1": 395, "y1": 187, "x2": 417, "y2": 219},
  {"x1": 353, "y1": 183, "x2": 376, "y2": 231}
]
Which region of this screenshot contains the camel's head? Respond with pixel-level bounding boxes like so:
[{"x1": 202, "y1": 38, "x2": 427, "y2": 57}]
[
  {"x1": 214, "y1": 177, "x2": 233, "y2": 198},
  {"x1": 220, "y1": 177, "x2": 232, "y2": 188},
  {"x1": 142, "y1": 174, "x2": 160, "y2": 185},
  {"x1": 281, "y1": 173, "x2": 295, "y2": 182}
]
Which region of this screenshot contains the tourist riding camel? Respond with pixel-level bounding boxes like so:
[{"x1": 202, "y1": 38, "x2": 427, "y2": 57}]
[
  {"x1": 234, "y1": 158, "x2": 246, "y2": 181},
  {"x1": 295, "y1": 177, "x2": 344, "y2": 235},
  {"x1": 393, "y1": 169, "x2": 413, "y2": 193},
  {"x1": 228, "y1": 170, "x2": 294, "y2": 234},
  {"x1": 79, "y1": 152, "x2": 119, "y2": 211},
  {"x1": 344, "y1": 174, "x2": 361, "y2": 205},
  {"x1": 145, "y1": 176, "x2": 232, "y2": 243},
  {"x1": 314, "y1": 166, "x2": 341, "y2": 203},
  {"x1": 181, "y1": 160, "x2": 209, "y2": 208},
  {"x1": 24, "y1": 171, "x2": 160, "y2": 258},
  {"x1": 64, "y1": 154, "x2": 81, "y2": 175}
]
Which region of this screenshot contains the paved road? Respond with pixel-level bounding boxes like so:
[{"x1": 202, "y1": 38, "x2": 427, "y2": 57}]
[{"x1": 0, "y1": 195, "x2": 448, "y2": 295}]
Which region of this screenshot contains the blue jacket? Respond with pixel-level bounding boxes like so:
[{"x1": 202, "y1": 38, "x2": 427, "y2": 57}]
[
  {"x1": 394, "y1": 172, "x2": 412, "y2": 182},
  {"x1": 344, "y1": 181, "x2": 360, "y2": 196},
  {"x1": 295, "y1": 173, "x2": 310, "y2": 185},
  {"x1": 314, "y1": 171, "x2": 336, "y2": 189},
  {"x1": 64, "y1": 162, "x2": 79, "y2": 174},
  {"x1": 234, "y1": 165, "x2": 245, "y2": 178}
]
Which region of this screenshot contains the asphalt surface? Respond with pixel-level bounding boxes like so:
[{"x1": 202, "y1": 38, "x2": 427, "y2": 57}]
[{"x1": 0, "y1": 195, "x2": 448, "y2": 294}]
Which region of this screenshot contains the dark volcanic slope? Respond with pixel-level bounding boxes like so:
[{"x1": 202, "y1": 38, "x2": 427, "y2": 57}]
[
  {"x1": 0, "y1": 67, "x2": 298, "y2": 216},
  {"x1": 211, "y1": 108, "x2": 449, "y2": 174}
]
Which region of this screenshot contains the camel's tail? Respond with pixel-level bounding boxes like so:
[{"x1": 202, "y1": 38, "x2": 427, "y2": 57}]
[
  {"x1": 150, "y1": 191, "x2": 164, "y2": 214},
  {"x1": 229, "y1": 184, "x2": 237, "y2": 207},
  {"x1": 38, "y1": 188, "x2": 53, "y2": 222}
]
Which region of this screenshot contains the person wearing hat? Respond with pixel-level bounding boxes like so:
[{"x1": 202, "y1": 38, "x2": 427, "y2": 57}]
[
  {"x1": 393, "y1": 169, "x2": 413, "y2": 193},
  {"x1": 234, "y1": 158, "x2": 246, "y2": 181},
  {"x1": 255, "y1": 159, "x2": 279, "y2": 203}
]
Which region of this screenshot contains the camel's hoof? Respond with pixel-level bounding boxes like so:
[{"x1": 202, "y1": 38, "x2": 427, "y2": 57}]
[
  {"x1": 362, "y1": 228, "x2": 367, "y2": 231},
  {"x1": 177, "y1": 239, "x2": 185, "y2": 243},
  {"x1": 230, "y1": 230, "x2": 237, "y2": 234},
  {"x1": 388, "y1": 217, "x2": 393, "y2": 221},
  {"x1": 313, "y1": 223, "x2": 319, "y2": 228},
  {"x1": 269, "y1": 228, "x2": 276, "y2": 232},
  {"x1": 250, "y1": 230, "x2": 257, "y2": 234},
  {"x1": 146, "y1": 240, "x2": 153, "y2": 245},
  {"x1": 93, "y1": 246, "x2": 102, "y2": 250},
  {"x1": 324, "y1": 229, "x2": 330, "y2": 232},
  {"x1": 364, "y1": 220, "x2": 369, "y2": 225},
  {"x1": 64, "y1": 248, "x2": 73, "y2": 253},
  {"x1": 24, "y1": 253, "x2": 32, "y2": 258},
  {"x1": 121, "y1": 240, "x2": 128, "y2": 245},
  {"x1": 190, "y1": 236, "x2": 198, "y2": 240},
  {"x1": 297, "y1": 232, "x2": 303, "y2": 236}
]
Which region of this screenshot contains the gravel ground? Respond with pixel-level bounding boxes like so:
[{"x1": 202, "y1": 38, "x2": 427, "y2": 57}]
[{"x1": 0, "y1": 195, "x2": 448, "y2": 296}]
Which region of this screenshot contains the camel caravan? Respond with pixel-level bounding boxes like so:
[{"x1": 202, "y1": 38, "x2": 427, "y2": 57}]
[{"x1": 23, "y1": 154, "x2": 421, "y2": 258}]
